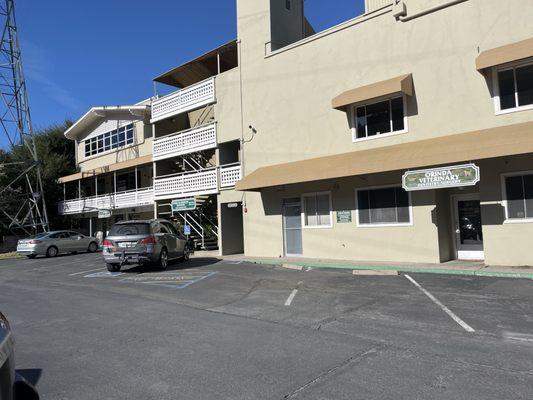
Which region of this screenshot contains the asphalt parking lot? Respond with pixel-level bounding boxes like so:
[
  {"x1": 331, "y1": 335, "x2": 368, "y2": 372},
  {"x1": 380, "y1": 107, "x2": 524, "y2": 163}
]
[{"x1": 1, "y1": 252, "x2": 532, "y2": 399}]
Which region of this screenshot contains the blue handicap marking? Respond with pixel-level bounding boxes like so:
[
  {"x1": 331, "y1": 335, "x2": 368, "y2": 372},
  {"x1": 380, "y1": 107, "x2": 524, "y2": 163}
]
[
  {"x1": 85, "y1": 271, "x2": 124, "y2": 278},
  {"x1": 184, "y1": 225, "x2": 191, "y2": 235}
]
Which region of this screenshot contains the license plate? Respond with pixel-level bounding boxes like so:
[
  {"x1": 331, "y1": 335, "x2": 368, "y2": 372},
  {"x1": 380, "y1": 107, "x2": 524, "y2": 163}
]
[{"x1": 118, "y1": 242, "x2": 136, "y2": 248}]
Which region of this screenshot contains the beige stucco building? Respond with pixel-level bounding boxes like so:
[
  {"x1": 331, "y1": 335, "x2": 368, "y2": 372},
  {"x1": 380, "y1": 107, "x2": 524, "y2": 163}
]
[
  {"x1": 235, "y1": 0, "x2": 533, "y2": 266},
  {"x1": 57, "y1": 0, "x2": 533, "y2": 266}
]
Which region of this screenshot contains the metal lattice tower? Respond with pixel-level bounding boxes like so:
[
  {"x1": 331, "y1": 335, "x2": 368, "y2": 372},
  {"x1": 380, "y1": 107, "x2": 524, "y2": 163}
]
[{"x1": 0, "y1": 0, "x2": 48, "y2": 234}]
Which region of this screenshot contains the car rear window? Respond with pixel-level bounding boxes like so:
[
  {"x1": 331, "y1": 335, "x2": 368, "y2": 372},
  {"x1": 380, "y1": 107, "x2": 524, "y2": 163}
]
[{"x1": 108, "y1": 223, "x2": 150, "y2": 236}]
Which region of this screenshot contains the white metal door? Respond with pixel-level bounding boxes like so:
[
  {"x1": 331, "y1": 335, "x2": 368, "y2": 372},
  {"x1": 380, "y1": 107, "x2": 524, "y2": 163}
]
[{"x1": 453, "y1": 194, "x2": 484, "y2": 260}]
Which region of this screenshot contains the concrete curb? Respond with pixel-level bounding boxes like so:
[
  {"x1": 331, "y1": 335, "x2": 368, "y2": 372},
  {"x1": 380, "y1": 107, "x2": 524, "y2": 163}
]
[{"x1": 241, "y1": 258, "x2": 533, "y2": 280}]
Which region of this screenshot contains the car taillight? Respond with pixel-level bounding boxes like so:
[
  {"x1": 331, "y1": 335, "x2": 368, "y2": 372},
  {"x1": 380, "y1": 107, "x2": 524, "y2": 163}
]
[
  {"x1": 28, "y1": 240, "x2": 42, "y2": 244},
  {"x1": 102, "y1": 240, "x2": 114, "y2": 247},
  {"x1": 140, "y1": 236, "x2": 157, "y2": 245}
]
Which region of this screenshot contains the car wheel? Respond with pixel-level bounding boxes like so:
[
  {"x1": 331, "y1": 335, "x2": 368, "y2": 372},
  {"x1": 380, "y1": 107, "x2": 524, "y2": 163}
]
[
  {"x1": 26, "y1": 254, "x2": 36, "y2": 259},
  {"x1": 46, "y1": 246, "x2": 58, "y2": 258},
  {"x1": 106, "y1": 263, "x2": 121, "y2": 272},
  {"x1": 182, "y1": 245, "x2": 190, "y2": 262},
  {"x1": 159, "y1": 248, "x2": 168, "y2": 270},
  {"x1": 87, "y1": 242, "x2": 98, "y2": 253}
]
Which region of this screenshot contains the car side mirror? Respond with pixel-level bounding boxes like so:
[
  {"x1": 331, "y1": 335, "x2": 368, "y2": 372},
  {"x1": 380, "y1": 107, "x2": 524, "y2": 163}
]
[{"x1": 14, "y1": 378, "x2": 40, "y2": 400}]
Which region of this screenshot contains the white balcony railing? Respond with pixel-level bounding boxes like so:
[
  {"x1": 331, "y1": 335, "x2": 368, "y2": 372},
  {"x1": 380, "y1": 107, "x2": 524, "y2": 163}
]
[
  {"x1": 220, "y1": 163, "x2": 242, "y2": 188},
  {"x1": 151, "y1": 77, "x2": 216, "y2": 123},
  {"x1": 58, "y1": 187, "x2": 154, "y2": 215},
  {"x1": 154, "y1": 164, "x2": 241, "y2": 199},
  {"x1": 154, "y1": 168, "x2": 219, "y2": 199},
  {"x1": 153, "y1": 123, "x2": 217, "y2": 161}
]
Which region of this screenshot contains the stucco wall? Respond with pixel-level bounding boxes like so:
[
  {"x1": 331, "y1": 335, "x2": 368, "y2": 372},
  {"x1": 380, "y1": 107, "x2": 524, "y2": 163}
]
[
  {"x1": 215, "y1": 68, "x2": 243, "y2": 144},
  {"x1": 77, "y1": 120, "x2": 152, "y2": 172},
  {"x1": 235, "y1": 0, "x2": 533, "y2": 263},
  {"x1": 243, "y1": 173, "x2": 441, "y2": 263}
]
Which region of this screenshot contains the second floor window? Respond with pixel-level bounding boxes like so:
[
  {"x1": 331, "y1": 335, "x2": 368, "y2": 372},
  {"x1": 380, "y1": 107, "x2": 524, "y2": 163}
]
[
  {"x1": 496, "y1": 61, "x2": 533, "y2": 113},
  {"x1": 352, "y1": 96, "x2": 406, "y2": 141},
  {"x1": 84, "y1": 124, "x2": 135, "y2": 157}
]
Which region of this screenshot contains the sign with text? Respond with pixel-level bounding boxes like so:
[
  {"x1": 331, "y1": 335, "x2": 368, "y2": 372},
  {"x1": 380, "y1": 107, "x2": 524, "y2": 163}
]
[
  {"x1": 402, "y1": 163, "x2": 480, "y2": 192},
  {"x1": 336, "y1": 210, "x2": 352, "y2": 223},
  {"x1": 98, "y1": 209, "x2": 112, "y2": 219},
  {"x1": 171, "y1": 198, "x2": 196, "y2": 212}
]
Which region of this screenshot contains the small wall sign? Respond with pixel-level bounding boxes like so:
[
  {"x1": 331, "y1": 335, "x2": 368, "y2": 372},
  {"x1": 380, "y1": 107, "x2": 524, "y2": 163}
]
[
  {"x1": 98, "y1": 209, "x2": 112, "y2": 219},
  {"x1": 336, "y1": 210, "x2": 352, "y2": 223},
  {"x1": 171, "y1": 197, "x2": 196, "y2": 212},
  {"x1": 402, "y1": 163, "x2": 480, "y2": 192}
]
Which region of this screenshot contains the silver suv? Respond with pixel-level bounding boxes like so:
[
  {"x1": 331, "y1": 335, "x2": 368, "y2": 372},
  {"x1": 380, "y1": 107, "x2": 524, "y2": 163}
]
[{"x1": 102, "y1": 219, "x2": 190, "y2": 272}]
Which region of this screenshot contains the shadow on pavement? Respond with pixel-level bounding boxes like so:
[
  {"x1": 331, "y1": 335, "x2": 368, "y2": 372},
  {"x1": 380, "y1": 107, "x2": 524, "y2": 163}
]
[{"x1": 16, "y1": 368, "x2": 42, "y2": 385}]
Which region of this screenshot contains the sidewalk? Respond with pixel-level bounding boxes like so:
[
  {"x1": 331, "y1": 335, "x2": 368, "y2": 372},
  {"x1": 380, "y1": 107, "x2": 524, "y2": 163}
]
[{"x1": 221, "y1": 254, "x2": 533, "y2": 280}]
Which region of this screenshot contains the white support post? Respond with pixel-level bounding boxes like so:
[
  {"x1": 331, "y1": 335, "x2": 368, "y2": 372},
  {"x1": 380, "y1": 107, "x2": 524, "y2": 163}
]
[
  {"x1": 63, "y1": 183, "x2": 66, "y2": 201},
  {"x1": 135, "y1": 166, "x2": 138, "y2": 204},
  {"x1": 217, "y1": 52, "x2": 221, "y2": 75},
  {"x1": 89, "y1": 217, "x2": 93, "y2": 237}
]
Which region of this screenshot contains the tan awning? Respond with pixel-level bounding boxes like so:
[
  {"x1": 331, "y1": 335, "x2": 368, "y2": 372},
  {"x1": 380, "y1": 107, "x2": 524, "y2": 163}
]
[
  {"x1": 58, "y1": 155, "x2": 152, "y2": 184},
  {"x1": 476, "y1": 37, "x2": 533, "y2": 71},
  {"x1": 332, "y1": 74, "x2": 413, "y2": 110},
  {"x1": 236, "y1": 121, "x2": 533, "y2": 191}
]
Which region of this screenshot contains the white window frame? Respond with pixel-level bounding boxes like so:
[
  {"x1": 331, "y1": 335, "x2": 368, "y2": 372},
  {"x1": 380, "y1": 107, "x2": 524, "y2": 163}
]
[
  {"x1": 350, "y1": 95, "x2": 408, "y2": 143},
  {"x1": 500, "y1": 170, "x2": 533, "y2": 224},
  {"x1": 355, "y1": 184, "x2": 413, "y2": 228},
  {"x1": 301, "y1": 191, "x2": 333, "y2": 229},
  {"x1": 83, "y1": 123, "x2": 136, "y2": 159},
  {"x1": 493, "y1": 58, "x2": 533, "y2": 115}
]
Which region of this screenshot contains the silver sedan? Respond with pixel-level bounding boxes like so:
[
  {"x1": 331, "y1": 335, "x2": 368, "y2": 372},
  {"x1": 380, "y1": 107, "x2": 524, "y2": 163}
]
[{"x1": 17, "y1": 231, "x2": 99, "y2": 259}]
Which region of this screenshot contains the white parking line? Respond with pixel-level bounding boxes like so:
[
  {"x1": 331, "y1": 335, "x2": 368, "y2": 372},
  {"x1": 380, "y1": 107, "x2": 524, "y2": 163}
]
[
  {"x1": 404, "y1": 274, "x2": 475, "y2": 333},
  {"x1": 284, "y1": 281, "x2": 303, "y2": 306},
  {"x1": 69, "y1": 267, "x2": 106, "y2": 276}
]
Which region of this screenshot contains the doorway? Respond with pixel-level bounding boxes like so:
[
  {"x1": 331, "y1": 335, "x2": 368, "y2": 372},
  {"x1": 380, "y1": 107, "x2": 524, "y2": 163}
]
[
  {"x1": 453, "y1": 194, "x2": 484, "y2": 260},
  {"x1": 282, "y1": 198, "x2": 302, "y2": 257}
]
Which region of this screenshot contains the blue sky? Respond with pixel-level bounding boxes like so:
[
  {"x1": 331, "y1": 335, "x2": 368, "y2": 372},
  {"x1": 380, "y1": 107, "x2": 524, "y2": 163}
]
[{"x1": 18, "y1": 0, "x2": 364, "y2": 132}]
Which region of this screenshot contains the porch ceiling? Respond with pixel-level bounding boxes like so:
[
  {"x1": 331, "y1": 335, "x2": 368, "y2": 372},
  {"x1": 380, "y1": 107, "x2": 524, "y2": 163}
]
[
  {"x1": 154, "y1": 40, "x2": 238, "y2": 88},
  {"x1": 58, "y1": 155, "x2": 152, "y2": 184},
  {"x1": 235, "y1": 121, "x2": 533, "y2": 191}
]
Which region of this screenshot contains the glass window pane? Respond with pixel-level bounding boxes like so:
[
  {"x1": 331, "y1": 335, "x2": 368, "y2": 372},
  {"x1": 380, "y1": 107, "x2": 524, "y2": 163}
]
[
  {"x1": 395, "y1": 187, "x2": 410, "y2": 223},
  {"x1": 85, "y1": 142, "x2": 90, "y2": 156},
  {"x1": 356, "y1": 106, "x2": 367, "y2": 139},
  {"x1": 391, "y1": 97, "x2": 404, "y2": 132},
  {"x1": 498, "y1": 69, "x2": 517, "y2": 110},
  {"x1": 118, "y1": 132, "x2": 125, "y2": 146},
  {"x1": 506, "y1": 176, "x2": 525, "y2": 219},
  {"x1": 316, "y1": 194, "x2": 330, "y2": 226},
  {"x1": 112, "y1": 133, "x2": 118, "y2": 148},
  {"x1": 304, "y1": 195, "x2": 317, "y2": 226},
  {"x1": 366, "y1": 100, "x2": 391, "y2": 137},
  {"x1": 357, "y1": 190, "x2": 370, "y2": 224},
  {"x1": 523, "y1": 174, "x2": 533, "y2": 218},
  {"x1": 516, "y1": 64, "x2": 533, "y2": 107},
  {"x1": 369, "y1": 187, "x2": 396, "y2": 223}
]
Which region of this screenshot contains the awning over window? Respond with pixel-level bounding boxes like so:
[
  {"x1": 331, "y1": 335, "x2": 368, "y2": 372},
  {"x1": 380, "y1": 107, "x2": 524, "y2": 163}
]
[
  {"x1": 476, "y1": 37, "x2": 533, "y2": 71},
  {"x1": 235, "y1": 121, "x2": 533, "y2": 191},
  {"x1": 58, "y1": 155, "x2": 152, "y2": 184},
  {"x1": 331, "y1": 74, "x2": 413, "y2": 110}
]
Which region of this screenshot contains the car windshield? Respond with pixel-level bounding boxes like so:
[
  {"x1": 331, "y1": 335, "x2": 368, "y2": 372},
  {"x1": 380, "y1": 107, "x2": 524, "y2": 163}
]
[{"x1": 108, "y1": 223, "x2": 150, "y2": 236}]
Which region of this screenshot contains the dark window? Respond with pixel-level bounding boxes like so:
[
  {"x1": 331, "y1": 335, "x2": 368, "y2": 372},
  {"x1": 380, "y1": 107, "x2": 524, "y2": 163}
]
[
  {"x1": 516, "y1": 64, "x2": 533, "y2": 107},
  {"x1": 163, "y1": 222, "x2": 178, "y2": 234},
  {"x1": 355, "y1": 97, "x2": 404, "y2": 139},
  {"x1": 108, "y1": 223, "x2": 150, "y2": 236},
  {"x1": 285, "y1": 0, "x2": 291, "y2": 10},
  {"x1": 498, "y1": 63, "x2": 533, "y2": 110},
  {"x1": 505, "y1": 174, "x2": 533, "y2": 219},
  {"x1": 357, "y1": 187, "x2": 410, "y2": 225}
]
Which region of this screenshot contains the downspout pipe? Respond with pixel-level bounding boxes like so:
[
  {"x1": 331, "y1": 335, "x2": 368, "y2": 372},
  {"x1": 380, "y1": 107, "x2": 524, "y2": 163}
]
[{"x1": 397, "y1": 0, "x2": 469, "y2": 22}]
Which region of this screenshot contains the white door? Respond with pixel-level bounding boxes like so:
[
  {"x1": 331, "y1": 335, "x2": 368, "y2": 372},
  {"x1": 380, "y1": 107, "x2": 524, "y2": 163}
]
[
  {"x1": 282, "y1": 198, "x2": 302, "y2": 257},
  {"x1": 453, "y1": 194, "x2": 484, "y2": 260}
]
